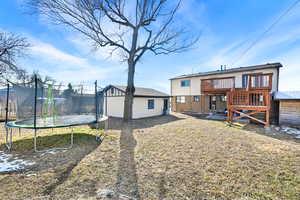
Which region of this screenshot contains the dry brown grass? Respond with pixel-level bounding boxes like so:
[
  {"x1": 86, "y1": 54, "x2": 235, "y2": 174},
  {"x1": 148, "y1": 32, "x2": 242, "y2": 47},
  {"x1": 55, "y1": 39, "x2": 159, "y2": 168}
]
[{"x1": 1, "y1": 114, "x2": 300, "y2": 200}]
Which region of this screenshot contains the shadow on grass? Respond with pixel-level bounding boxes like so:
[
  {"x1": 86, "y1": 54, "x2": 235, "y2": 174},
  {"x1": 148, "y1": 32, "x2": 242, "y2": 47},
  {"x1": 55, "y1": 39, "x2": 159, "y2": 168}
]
[
  {"x1": 107, "y1": 114, "x2": 184, "y2": 130},
  {"x1": 158, "y1": 168, "x2": 167, "y2": 200},
  {"x1": 0, "y1": 132, "x2": 97, "y2": 152},
  {"x1": 116, "y1": 122, "x2": 140, "y2": 199}
]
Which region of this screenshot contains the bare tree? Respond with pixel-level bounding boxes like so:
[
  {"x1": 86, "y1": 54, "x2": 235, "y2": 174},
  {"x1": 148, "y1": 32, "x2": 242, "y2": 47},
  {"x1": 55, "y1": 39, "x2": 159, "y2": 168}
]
[
  {"x1": 0, "y1": 31, "x2": 30, "y2": 85},
  {"x1": 28, "y1": 0, "x2": 198, "y2": 121}
]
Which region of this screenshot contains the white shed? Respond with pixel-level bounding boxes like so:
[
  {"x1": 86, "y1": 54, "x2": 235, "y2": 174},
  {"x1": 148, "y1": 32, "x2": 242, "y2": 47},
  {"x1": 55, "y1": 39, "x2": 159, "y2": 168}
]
[{"x1": 101, "y1": 85, "x2": 170, "y2": 119}]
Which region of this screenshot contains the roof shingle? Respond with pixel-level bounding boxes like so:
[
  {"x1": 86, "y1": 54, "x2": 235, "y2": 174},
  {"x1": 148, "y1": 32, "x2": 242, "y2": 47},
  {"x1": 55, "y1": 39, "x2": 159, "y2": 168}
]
[
  {"x1": 110, "y1": 85, "x2": 169, "y2": 97},
  {"x1": 170, "y1": 63, "x2": 282, "y2": 80},
  {"x1": 275, "y1": 91, "x2": 300, "y2": 100}
]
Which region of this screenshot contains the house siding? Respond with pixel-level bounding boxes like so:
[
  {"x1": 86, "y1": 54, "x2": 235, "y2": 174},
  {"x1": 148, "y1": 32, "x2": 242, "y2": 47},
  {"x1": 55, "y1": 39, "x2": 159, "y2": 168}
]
[
  {"x1": 104, "y1": 96, "x2": 167, "y2": 119},
  {"x1": 132, "y1": 98, "x2": 165, "y2": 119},
  {"x1": 171, "y1": 95, "x2": 209, "y2": 113},
  {"x1": 171, "y1": 67, "x2": 279, "y2": 114},
  {"x1": 171, "y1": 68, "x2": 279, "y2": 96}
]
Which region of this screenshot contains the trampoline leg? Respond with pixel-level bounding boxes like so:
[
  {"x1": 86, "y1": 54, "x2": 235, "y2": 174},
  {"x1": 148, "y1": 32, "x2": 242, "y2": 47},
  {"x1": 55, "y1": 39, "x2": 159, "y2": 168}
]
[
  {"x1": 70, "y1": 127, "x2": 74, "y2": 148},
  {"x1": 34, "y1": 129, "x2": 38, "y2": 152},
  {"x1": 95, "y1": 124, "x2": 105, "y2": 144},
  {"x1": 5, "y1": 128, "x2": 12, "y2": 150}
]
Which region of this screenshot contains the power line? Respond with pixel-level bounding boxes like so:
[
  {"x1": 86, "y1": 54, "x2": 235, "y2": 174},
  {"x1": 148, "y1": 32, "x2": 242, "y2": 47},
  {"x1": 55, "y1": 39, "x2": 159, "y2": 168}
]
[{"x1": 231, "y1": 0, "x2": 300, "y2": 66}]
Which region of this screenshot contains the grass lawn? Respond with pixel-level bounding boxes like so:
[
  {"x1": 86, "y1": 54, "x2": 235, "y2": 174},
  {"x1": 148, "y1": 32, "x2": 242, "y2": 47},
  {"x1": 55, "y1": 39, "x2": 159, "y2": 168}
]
[{"x1": 0, "y1": 113, "x2": 300, "y2": 199}]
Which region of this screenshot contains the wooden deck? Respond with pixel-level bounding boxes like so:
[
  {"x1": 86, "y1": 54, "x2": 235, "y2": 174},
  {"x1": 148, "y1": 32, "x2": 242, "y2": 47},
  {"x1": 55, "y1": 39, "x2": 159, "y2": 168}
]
[{"x1": 227, "y1": 90, "x2": 271, "y2": 127}]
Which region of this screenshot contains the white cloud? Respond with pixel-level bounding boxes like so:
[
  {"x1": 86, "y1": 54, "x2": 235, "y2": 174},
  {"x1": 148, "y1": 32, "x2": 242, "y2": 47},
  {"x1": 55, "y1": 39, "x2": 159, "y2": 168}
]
[
  {"x1": 68, "y1": 34, "x2": 125, "y2": 62},
  {"x1": 30, "y1": 40, "x2": 87, "y2": 67},
  {"x1": 19, "y1": 35, "x2": 127, "y2": 84},
  {"x1": 39, "y1": 65, "x2": 127, "y2": 83}
]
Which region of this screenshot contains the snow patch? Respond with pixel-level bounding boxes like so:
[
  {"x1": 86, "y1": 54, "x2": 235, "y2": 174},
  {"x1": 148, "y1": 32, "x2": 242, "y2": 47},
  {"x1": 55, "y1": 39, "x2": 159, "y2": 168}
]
[
  {"x1": 40, "y1": 149, "x2": 66, "y2": 156},
  {"x1": 96, "y1": 189, "x2": 137, "y2": 200},
  {"x1": 0, "y1": 151, "x2": 34, "y2": 173},
  {"x1": 275, "y1": 126, "x2": 300, "y2": 138}
]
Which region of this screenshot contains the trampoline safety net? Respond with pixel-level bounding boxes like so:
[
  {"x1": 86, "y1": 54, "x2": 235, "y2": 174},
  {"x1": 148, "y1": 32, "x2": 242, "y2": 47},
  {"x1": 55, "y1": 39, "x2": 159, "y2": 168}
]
[{"x1": 6, "y1": 77, "x2": 104, "y2": 129}]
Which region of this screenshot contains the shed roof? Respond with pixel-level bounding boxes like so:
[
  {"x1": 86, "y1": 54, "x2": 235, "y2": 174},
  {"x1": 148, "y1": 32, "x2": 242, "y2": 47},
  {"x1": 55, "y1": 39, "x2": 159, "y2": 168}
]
[
  {"x1": 170, "y1": 62, "x2": 282, "y2": 80},
  {"x1": 103, "y1": 85, "x2": 169, "y2": 98},
  {"x1": 275, "y1": 91, "x2": 300, "y2": 100}
]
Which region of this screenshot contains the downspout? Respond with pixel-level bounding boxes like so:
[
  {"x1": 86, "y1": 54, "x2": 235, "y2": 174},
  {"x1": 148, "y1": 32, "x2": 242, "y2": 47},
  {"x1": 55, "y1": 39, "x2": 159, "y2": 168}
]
[{"x1": 276, "y1": 67, "x2": 280, "y2": 92}]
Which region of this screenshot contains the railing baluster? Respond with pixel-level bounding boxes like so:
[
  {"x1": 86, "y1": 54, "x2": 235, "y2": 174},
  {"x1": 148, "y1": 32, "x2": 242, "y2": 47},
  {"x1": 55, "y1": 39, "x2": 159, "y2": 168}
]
[{"x1": 228, "y1": 90, "x2": 270, "y2": 107}]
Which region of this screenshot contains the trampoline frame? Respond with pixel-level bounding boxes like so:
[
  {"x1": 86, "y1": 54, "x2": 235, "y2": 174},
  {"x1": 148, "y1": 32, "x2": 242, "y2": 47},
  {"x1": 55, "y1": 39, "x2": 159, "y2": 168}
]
[{"x1": 4, "y1": 76, "x2": 105, "y2": 152}]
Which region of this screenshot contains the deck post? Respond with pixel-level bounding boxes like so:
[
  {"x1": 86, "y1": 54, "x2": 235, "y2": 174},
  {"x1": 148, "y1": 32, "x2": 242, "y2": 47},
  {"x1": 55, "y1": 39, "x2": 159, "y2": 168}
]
[
  {"x1": 265, "y1": 92, "x2": 271, "y2": 127},
  {"x1": 265, "y1": 110, "x2": 270, "y2": 127}
]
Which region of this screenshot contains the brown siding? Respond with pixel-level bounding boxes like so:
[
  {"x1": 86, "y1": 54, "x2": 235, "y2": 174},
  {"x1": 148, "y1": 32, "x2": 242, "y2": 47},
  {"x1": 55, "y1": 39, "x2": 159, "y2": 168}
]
[
  {"x1": 171, "y1": 95, "x2": 209, "y2": 113},
  {"x1": 191, "y1": 98, "x2": 202, "y2": 112},
  {"x1": 279, "y1": 100, "x2": 300, "y2": 127},
  {"x1": 201, "y1": 95, "x2": 210, "y2": 113},
  {"x1": 171, "y1": 96, "x2": 192, "y2": 112}
]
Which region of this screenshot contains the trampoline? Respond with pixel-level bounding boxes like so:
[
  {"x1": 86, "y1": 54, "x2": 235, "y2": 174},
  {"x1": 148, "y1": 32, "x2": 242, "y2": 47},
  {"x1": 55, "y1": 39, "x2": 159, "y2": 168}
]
[
  {"x1": 6, "y1": 115, "x2": 97, "y2": 129},
  {"x1": 4, "y1": 75, "x2": 107, "y2": 152}
]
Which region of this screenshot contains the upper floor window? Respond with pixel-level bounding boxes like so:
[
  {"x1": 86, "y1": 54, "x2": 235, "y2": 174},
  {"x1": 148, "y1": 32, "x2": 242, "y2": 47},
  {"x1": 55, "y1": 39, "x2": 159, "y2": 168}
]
[
  {"x1": 180, "y1": 80, "x2": 190, "y2": 87},
  {"x1": 242, "y1": 74, "x2": 249, "y2": 88},
  {"x1": 251, "y1": 75, "x2": 270, "y2": 88},
  {"x1": 242, "y1": 73, "x2": 272, "y2": 89},
  {"x1": 148, "y1": 99, "x2": 154, "y2": 109}
]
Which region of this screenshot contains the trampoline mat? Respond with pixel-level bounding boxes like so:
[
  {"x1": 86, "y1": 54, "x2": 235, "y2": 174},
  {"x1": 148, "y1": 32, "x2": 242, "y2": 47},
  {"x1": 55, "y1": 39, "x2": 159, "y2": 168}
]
[{"x1": 6, "y1": 114, "x2": 97, "y2": 129}]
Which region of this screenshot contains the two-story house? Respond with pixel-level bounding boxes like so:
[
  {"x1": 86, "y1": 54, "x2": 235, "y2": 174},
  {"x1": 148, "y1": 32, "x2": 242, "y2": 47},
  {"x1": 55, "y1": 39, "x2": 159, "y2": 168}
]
[{"x1": 170, "y1": 63, "x2": 283, "y2": 127}]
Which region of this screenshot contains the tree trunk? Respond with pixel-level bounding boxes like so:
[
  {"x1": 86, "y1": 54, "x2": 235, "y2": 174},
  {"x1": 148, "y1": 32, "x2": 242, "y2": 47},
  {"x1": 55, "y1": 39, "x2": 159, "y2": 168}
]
[
  {"x1": 123, "y1": 60, "x2": 135, "y2": 121},
  {"x1": 123, "y1": 28, "x2": 139, "y2": 121}
]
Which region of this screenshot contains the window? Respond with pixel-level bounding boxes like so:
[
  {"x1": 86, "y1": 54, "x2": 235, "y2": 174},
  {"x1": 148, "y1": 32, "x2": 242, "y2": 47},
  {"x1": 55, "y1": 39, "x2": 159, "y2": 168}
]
[
  {"x1": 221, "y1": 95, "x2": 227, "y2": 102},
  {"x1": 193, "y1": 96, "x2": 200, "y2": 102},
  {"x1": 176, "y1": 96, "x2": 186, "y2": 103},
  {"x1": 242, "y1": 74, "x2": 249, "y2": 88},
  {"x1": 111, "y1": 88, "x2": 114, "y2": 94},
  {"x1": 180, "y1": 80, "x2": 190, "y2": 87},
  {"x1": 148, "y1": 99, "x2": 154, "y2": 109},
  {"x1": 211, "y1": 96, "x2": 216, "y2": 101},
  {"x1": 251, "y1": 75, "x2": 270, "y2": 88}
]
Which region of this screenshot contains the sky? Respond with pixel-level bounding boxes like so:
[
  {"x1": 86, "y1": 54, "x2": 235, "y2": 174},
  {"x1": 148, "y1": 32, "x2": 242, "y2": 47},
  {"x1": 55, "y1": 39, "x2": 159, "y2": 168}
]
[{"x1": 1, "y1": 0, "x2": 300, "y2": 93}]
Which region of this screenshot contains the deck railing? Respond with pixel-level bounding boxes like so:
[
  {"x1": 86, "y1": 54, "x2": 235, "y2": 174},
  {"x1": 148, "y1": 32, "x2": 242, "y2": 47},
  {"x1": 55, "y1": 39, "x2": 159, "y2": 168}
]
[
  {"x1": 201, "y1": 77, "x2": 234, "y2": 93},
  {"x1": 227, "y1": 90, "x2": 270, "y2": 108}
]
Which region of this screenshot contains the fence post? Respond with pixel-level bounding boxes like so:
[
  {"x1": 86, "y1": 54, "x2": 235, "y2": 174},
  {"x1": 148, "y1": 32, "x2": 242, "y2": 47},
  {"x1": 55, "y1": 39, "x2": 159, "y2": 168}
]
[
  {"x1": 34, "y1": 74, "x2": 38, "y2": 129},
  {"x1": 5, "y1": 82, "x2": 10, "y2": 124}
]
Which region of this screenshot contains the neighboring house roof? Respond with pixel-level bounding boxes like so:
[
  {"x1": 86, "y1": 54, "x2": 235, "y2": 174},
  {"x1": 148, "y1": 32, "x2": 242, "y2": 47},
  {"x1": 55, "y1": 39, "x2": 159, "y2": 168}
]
[
  {"x1": 275, "y1": 91, "x2": 300, "y2": 100},
  {"x1": 102, "y1": 85, "x2": 169, "y2": 98},
  {"x1": 170, "y1": 62, "x2": 282, "y2": 80}
]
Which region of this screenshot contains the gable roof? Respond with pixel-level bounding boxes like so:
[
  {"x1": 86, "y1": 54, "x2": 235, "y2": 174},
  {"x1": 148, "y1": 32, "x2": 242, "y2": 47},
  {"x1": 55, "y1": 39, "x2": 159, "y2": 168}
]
[
  {"x1": 170, "y1": 63, "x2": 282, "y2": 80},
  {"x1": 102, "y1": 85, "x2": 169, "y2": 98},
  {"x1": 275, "y1": 91, "x2": 300, "y2": 100}
]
